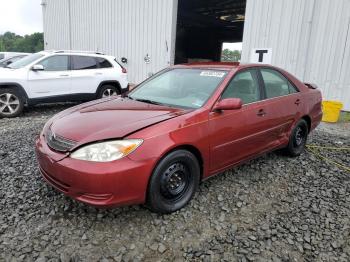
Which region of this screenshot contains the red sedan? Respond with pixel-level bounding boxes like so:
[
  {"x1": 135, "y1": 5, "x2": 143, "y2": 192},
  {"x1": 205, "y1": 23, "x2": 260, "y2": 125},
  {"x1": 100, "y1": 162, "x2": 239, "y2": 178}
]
[{"x1": 36, "y1": 63, "x2": 323, "y2": 213}]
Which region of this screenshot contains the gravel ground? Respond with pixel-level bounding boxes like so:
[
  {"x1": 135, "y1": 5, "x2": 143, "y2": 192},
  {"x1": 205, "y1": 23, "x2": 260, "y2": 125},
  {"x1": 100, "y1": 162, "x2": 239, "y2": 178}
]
[{"x1": 0, "y1": 104, "x2": 350, "y2": 262}]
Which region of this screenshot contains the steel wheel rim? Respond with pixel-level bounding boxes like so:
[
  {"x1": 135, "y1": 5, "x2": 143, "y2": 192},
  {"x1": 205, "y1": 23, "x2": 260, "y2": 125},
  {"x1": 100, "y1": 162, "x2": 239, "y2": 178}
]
[
  {"x1": 0, "y1": 93, "x2": 20, "y2": 115},
  {"x1": 294, "y1": 126, "x2": 305, "y2": 147},
  {"x1": 160, "y1": 163, "x2": 191, "y2": 202},
  {"x1": 102, "y1": 88, "x2": 117, "y2": 97}
]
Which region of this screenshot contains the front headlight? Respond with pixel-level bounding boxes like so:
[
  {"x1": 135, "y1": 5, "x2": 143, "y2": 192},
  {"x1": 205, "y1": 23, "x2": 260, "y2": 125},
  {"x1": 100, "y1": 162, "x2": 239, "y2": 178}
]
[{"x1": 70, "y1": 139, "x2": 143, "y2": 162}]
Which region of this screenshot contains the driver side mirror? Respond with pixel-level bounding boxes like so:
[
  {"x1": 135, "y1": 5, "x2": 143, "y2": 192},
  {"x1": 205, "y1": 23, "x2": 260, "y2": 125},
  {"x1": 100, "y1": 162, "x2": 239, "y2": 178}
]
[
  {"x1": 213, "y1": 98, "x2": 243, "y2": 112},
  {"x1": 31, "y1": 64, "x2": 44, "y2": 71}
]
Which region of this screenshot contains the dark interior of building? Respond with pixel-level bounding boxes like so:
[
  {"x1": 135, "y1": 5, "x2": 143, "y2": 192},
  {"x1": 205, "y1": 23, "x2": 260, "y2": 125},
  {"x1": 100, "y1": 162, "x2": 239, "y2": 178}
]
[{"x1": 175, "y1": 0, "x2": 246, "y2": 64}]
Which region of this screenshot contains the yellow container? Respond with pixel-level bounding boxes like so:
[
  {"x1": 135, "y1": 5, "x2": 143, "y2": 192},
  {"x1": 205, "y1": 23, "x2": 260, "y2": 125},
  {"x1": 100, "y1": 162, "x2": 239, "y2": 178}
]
[{"x1": 322, "y1": 101, "x2": 343, "y2": 123}]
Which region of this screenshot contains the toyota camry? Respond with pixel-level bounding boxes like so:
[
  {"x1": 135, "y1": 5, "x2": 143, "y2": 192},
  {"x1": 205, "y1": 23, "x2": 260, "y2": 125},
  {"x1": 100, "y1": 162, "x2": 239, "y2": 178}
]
[{"x1": 36, "y1": 63, "x2": 323, "y2": 213}]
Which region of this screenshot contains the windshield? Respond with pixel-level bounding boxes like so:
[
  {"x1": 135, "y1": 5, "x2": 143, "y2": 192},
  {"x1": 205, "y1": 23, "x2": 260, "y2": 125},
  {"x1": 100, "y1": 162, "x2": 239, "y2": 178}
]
[
  {"x1": 129, "y1": 68, "x2": 228, "y2": 109},
  {"x1": 8, "y1": 53, "x2": 44, "y2": 69}
]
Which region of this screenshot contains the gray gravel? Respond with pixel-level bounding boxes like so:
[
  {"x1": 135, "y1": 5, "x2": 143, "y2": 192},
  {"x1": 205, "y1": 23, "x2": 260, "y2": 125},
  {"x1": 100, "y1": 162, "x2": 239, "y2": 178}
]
[{"x1": 1, "y1": 104, "x2": 350, "y2": 261}]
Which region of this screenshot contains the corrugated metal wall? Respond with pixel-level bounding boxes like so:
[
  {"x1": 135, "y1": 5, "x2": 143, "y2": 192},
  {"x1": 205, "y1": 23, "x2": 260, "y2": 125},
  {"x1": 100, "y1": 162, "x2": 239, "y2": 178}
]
[
  {"x1": 42, "y1": 0, "x2": 178, "y2": 84},
  {"x1": 242, "y1": 0, "x2": 350, "y2": 111}
]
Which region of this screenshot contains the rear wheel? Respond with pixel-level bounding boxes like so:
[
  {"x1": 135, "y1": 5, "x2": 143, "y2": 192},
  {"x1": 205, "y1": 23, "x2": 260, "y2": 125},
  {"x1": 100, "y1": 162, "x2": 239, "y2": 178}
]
[
  {"x1": 285, "y1": 119, "x2": 308, "y2": 157},
  {"x1": 0, "y1": 88, "x2": 24, "y2": 118},
  {"x1": 147, "y1": 150, "x2": 200, "y2": 214},
  {"x1": 97, "y1": 84, "x2": 120, "y2": 99}
]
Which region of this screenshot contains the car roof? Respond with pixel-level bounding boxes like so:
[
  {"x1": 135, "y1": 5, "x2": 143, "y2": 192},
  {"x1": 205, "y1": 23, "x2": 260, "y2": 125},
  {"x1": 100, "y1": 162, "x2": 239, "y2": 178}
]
[
  {"x1": 173, "y1": 62, "x2": 277, "y2": 71},
  {"x1": 39, "y1": 50, "x2": 112, "y2": 58}
]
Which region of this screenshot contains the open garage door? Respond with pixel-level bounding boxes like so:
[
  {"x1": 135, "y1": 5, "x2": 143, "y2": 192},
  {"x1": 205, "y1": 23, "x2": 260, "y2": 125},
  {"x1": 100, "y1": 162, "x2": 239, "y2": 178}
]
[{"x1": 175, "y1": 0, "x2": 246, "y2": 64}]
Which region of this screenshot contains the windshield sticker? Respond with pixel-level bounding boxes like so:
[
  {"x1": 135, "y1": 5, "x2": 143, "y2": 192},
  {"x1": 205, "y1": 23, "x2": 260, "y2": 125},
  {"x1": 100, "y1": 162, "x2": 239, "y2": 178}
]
[{"x1": 200, "y1": 71, "x2": 226, "y2": 78}]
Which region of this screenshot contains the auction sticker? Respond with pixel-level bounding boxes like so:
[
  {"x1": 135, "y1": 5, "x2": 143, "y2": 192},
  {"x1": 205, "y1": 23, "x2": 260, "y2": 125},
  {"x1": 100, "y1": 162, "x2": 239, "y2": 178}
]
[{"x1": 200, "y1": 71, "x2": 226, "y2": 78}]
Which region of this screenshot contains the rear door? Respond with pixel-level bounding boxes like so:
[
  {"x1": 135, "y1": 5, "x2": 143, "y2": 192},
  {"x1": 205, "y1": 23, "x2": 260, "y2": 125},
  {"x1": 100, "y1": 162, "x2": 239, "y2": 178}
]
[
  {"x1": 209, "y1": 69, "x2": 278, "y2": 172},
  {"x1": 70, "y1": 55, "x2": 101, "y2": 94},
  {"x1": 258, "y1": 68, "x2": 301, "y2": 142},
  {"x1": 27, "y1": 55, "x2": 71, "y2": 98}
]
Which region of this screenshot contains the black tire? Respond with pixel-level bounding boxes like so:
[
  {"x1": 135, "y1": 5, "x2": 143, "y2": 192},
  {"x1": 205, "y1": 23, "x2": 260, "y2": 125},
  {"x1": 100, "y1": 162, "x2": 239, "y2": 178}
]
[
  {"x1": 285, "y1": 119, "x2": 309, "y2": 157},
  {"x1": 0, "y1": 88, "x2": 24, "y2": 118},
  {"x1": 97, "y1": 84, "x2": 120, "y2": 99},
  {"x1": 147, "y1": 150, "x2": 200, "y2": 214}
]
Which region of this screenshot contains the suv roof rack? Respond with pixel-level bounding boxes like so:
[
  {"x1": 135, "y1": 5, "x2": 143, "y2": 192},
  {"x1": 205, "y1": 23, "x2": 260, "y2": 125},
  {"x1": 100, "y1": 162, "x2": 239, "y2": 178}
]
[{"x1": 53, "y1": 50, "x2": 105, "y2": 55}]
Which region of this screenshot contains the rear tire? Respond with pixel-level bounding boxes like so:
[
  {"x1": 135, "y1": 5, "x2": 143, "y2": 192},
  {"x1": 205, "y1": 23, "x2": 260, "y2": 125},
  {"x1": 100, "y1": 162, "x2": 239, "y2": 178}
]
[
  {"x1": 285, "y1": 119, "x2": 309, "y2": 157},
  {"x1": 97, "y1": 84, "x2": 120, "y2": 99},
  {"x1": 146, "y1": 150, "x2": 200, "y2": 214},
  {"x1": 0, "y1": 88, "x2": 24, "y2": 118}
]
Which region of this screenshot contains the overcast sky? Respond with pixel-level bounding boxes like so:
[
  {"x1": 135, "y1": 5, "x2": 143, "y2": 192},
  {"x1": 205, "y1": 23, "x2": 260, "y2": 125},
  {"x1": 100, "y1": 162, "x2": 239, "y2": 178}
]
[
  {"x1": 223, "y1": 42, "x2": 243, "y2": 51},
  {"x1": 0, "y1": 0, "x2": 43, "y2": 36}
]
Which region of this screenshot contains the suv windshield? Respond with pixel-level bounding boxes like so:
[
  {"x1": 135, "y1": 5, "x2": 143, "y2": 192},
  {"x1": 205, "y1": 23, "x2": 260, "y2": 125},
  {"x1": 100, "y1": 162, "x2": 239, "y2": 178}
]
[
  {"x1": 8, "y1": 53, "x2": 44, "y2": 69},
  {"x1": 129, "y1": 68, "x2": 228, "y2": 109}
]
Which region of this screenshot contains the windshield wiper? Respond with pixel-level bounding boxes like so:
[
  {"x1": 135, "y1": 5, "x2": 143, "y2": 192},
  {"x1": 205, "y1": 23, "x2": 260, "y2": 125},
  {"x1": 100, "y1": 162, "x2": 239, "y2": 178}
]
[{"x1": 133, "y1": 98, "x2": 164, "y2": 106}]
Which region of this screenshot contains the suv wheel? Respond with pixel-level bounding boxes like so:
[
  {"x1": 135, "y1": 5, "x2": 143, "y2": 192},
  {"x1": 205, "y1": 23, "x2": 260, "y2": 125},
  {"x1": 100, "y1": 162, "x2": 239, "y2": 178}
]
[
  {"x1": 146, "y1": 150, "x2": 200, "y2": 214},
  {"x1": 98, "y1": 85, "x2": 120, "y2": 99},
  {"x1": 0, "y1": 88, "x2": 24, "y2": 118}
]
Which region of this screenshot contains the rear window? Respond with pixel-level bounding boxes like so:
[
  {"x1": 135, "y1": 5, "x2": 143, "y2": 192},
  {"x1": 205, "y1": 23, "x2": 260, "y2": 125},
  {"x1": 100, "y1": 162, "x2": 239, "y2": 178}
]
[
  {"x1": 0, "y1": 54, "x2": 4, "y2": 60},
  {"x1": 97, "y1": 58, "x2": 112, "y2": 68},
  {"x1": 72, "y1": 56, "x2": 98, "y2": 70}
]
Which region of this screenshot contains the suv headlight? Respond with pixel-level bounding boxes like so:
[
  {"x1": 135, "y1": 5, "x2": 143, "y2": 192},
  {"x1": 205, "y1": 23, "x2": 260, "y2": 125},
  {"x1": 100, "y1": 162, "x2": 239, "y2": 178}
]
[{"x1": 70, "y1": 139, "x2": 143, "y2": 162}]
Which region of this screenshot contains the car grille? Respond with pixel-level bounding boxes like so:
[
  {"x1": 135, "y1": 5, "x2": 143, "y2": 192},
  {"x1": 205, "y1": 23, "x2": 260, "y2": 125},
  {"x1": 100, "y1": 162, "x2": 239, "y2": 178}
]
[{"x1": 46, "y1": 129, "x2": 77, "y2": 152}]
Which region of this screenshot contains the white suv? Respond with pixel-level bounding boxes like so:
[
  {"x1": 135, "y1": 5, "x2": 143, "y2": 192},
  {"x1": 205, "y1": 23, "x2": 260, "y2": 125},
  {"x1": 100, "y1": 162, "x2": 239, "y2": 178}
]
[{"x1": 0, "y1": 50, "x2": 129, "y2": 118}]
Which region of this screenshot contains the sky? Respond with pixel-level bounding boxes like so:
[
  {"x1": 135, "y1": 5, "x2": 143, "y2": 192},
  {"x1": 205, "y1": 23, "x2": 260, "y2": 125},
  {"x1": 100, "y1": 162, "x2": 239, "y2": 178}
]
[
  {"x1": 0, "y1": 0, "x2": 43, "y2": 36},
  {"x1": 223, "y1": 42, "x2": 243, "y2": 51}
]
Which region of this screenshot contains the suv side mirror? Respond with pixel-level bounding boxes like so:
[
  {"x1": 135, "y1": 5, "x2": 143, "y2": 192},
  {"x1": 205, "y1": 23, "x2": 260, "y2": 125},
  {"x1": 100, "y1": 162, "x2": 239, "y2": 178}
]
[
  {"x1": 213, "y1": 98, "x2": 243, "y2": 111},
  {"x1": 32, "y1": 64, "x2": 44, "y2": 71}
]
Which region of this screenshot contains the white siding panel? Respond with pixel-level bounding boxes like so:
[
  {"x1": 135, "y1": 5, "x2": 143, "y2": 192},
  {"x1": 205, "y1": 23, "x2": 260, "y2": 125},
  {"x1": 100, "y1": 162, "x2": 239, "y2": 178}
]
[
  {"x1": 43, "y1": 0, "x2": 177, "y2": 84},
  {"x1": 242, "y1": 0, "x2": 350, "y2": 111},
  {"x1": 42, "y1": 0, "x2": 71, "y2": 50}
]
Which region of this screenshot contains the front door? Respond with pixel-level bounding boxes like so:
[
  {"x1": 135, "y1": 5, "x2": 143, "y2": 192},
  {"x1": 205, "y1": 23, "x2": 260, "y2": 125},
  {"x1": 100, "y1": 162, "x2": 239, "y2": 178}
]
[
  {"x1": 27, "y1": 55, "x2": 71, "y2": 98},
  {"x1": 209, "y1": 69, "x2": 277, "y2": 173}
]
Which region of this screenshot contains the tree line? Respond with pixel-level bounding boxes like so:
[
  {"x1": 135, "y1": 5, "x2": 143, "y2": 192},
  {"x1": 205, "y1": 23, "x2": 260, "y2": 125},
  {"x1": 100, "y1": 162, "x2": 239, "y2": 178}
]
[
  {"x1": 0, "y1": 31, "x2": 44, "y2": 53},
  {"x1": 221, "y1": 49, "x2": 241, "y2": 62}
]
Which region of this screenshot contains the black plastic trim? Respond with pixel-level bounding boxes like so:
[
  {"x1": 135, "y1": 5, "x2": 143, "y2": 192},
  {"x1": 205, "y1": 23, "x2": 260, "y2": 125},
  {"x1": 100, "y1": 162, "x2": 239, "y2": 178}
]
[
  {"x1": 0, "y1": 82, "x2": 29, "y2": 101},
  {"x1": 28, "y1": 93, "x2": 96, "y2": 105}
]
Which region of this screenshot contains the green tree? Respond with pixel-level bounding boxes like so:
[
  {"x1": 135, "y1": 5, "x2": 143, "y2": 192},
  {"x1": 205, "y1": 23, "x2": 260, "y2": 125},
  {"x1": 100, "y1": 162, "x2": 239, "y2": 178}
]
[
  {"x1": 221, "y1": 48, "x2": 242, "y2": 62},
  {"x1": 0, "y1": 31, "x2": 44, "y2": 53}
]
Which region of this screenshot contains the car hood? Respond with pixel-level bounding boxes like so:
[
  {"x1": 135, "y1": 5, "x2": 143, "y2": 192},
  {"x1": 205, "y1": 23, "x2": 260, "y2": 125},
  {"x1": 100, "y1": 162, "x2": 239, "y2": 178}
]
[
  {"x1": 0, "y1": 67, "x2": 26, "y2": 79},
  {"x1": 50, "y1": 97, "x2": 188, "y2": 147}
]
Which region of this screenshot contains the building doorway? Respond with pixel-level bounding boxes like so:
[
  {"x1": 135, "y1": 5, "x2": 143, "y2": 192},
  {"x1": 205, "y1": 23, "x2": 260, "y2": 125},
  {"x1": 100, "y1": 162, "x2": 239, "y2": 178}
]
[{"x1": 175, "y1": 0, "x2": 246, "y2": 64}]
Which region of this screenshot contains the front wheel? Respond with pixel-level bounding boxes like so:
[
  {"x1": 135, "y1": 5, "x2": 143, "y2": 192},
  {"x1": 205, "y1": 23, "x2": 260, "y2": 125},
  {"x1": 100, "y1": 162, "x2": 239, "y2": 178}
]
[
  {"x1": 285, "y1": 119, "x2": 309, "y2": 157},
  {"x1": 0, "y1": 88, "x2": 24, "y2": 118},
  {"x1": 146, "y1": 150, "x2": 200, "y2": 214}
]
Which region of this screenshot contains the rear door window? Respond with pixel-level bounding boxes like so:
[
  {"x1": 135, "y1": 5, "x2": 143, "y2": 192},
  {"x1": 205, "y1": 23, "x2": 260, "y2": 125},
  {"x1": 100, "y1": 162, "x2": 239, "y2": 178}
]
[
  {"x1": 261, "y1": 69, "x2": 298, "y2": 98},
  {"x1": 72, "y1": 56, "x2": 98, "y2": 70}
]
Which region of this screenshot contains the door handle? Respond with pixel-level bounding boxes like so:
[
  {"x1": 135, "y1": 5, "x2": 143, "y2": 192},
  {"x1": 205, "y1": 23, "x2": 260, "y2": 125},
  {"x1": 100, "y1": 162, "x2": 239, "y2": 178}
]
[
  {"x1": 59, "y1": 74, "x2": 69, "y2": 77},
  {"x1": 257, "y1": 109, "x2": 266, "y2": 117},
  {"x1": 295, "y1": 99, "x2": 301, "y2": 105},
  {"x1": 95, "y1": 72, "x2": 103, "y2": 75}
]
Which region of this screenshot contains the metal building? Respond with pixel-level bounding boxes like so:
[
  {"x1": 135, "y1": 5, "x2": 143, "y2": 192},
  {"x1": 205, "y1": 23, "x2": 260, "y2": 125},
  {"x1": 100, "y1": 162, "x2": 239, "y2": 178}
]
[{"x1": 42, "y1": 0, "x2": 350, "y2": 110}]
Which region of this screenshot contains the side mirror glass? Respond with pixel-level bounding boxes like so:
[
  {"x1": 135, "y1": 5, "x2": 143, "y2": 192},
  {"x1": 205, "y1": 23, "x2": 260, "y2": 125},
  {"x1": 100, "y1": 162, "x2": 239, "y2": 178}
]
[
  {"x1": 213, "y1": 98, "x2": 243, "y2": 111},
  {"x1": 32, "y1": 64, "x2": 44, "y2": 71}
]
